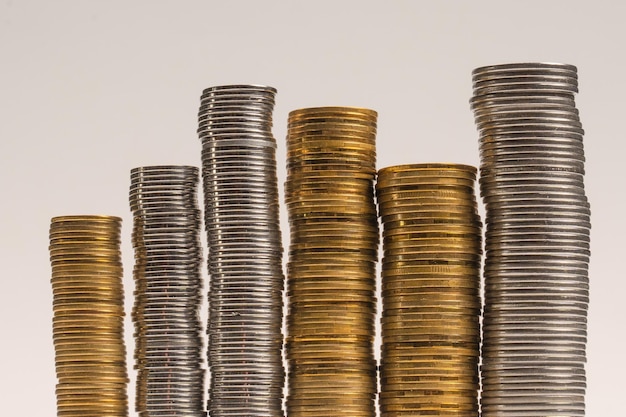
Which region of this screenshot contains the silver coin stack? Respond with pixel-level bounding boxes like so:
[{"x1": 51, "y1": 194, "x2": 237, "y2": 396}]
[
  {"x1": 470, "y1": 63, "x2": 590, "y2": 417},
  {"x1": 129, "y1": 165, "x2": 206, "y2": 417},
  {"x1": 197, "y1": 85, "x2": 285, "y2": 417}
]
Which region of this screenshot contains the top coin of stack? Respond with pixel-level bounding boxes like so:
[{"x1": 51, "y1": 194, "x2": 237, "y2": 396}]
[
  {"x1": 376, "y1": 164, "x2": 482, "y2": 417},
  {"x1": 49, "y1": 215, "x2": 129, "y2": 417},
  {"x1": 129, "y1": 166, "x2": 205, "y2": 417},
  {"x1": 471, "y1": 63, "x2": 590, "y2": 417},
  {"x1": 197, "y1": 85, "x2": 285, "y2": 417},
  {"x1": 285, "y1": 107, "x2": 378, "y2": 417}
]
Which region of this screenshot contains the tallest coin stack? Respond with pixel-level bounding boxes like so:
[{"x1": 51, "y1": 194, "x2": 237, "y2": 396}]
[
  {"x1": 197, "y1": 85, "x2": 285, "y2": 417},
  {"x1": 471, "y1": 63, "x2": 591, "y2": 417}
]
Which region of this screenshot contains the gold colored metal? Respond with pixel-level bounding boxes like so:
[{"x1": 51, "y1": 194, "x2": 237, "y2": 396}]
[
  {"x1": 49, "y1": 216, "x2": 128, "y2": 417},
  {"x1": 377, "y1": 165, "x2": 482, "y2": 417},
  {"x1": 286, "y1": 107, "x2": 378, "y2": 417}
]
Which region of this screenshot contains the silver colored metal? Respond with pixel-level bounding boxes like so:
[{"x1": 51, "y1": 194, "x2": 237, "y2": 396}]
[
  {"x1": 130, "y1": 165, "x2": 206, "y2": 417},
  {"x1": 197, "y1": 85, "x2": 285, "y2": 417},
  {"x1": 471, "y1": 62, "x2": 590, "y2": 417}
]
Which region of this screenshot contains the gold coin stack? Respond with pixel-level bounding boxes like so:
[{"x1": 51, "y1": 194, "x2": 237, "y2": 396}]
[
  {"x1": 285, "y1": 107, "x2": 378, "y2": 417},
  {"x1": 49, "y1": 215, "x2": 129, "y2": 417},
  {"x1": 376, "y1": 164, "x2": 482, "y2": 417}
]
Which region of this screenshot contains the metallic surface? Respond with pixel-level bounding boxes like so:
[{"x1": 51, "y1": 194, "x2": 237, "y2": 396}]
[
  {"x1": 49, "y1": 215, "x2": 129, "y2": 417},
  {"x1": 197, "y1": 85, "x2": 285, "y2": 417},
  {"x1": 377, "y1": 164, "x2": 482, "y2": 417},
  {"x1": 285, "y1": 107, "x2": 378, "y2": 417},
  {"x1": 471, "y1": 62, "x2": 590, "y2": 417},
  {"x1": 129, "y1": 166, "x2": 205, "y2": 417}
]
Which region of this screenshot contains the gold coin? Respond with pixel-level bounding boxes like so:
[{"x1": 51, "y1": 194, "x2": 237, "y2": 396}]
[
  {"x1": 378, "y1": 163, "x2": 476, "y2": 175},
  {"x1": 287, "y1": 200, "x2": 376, "y2": 212},
  {"x1": 287, "y1": 352, "x2": 375, "y2": 364},
  {"x1": 290, "y1": 251, "x2": 377, "y2": 263},
  {"x1": 288, "y1": 304, "x2": 376, "y2": 318},
  {"x1": 380, "y1": 365, "x2": 478, "y2": 379},
  {"x1": 51, "y1": 275, "x2": 123, "y2": 284},
  {"x1": 288, "y1": 121, "x2": 376, "y2": 132},
  {"x1": 289, "y1": 106, "x2": 377, "y2": 119},
  {"x1": 287, "y1": 136, "x2": 376, "y2": 151},
  {"x1": 378, "y1": 198, "x2": 477, "y2": 212},
  {"x1": 382, "y1": 227, "x2": 481, "y2": 241},
  {"x1": 286, "y1": 173, "x2": 374, "y2": 186},
  {"x1": 377, "y1": 174, "x2": 475, "y2": 187},
  {"x1": 381, "y1": 315, "x2": 478, "y2": 328},
  {"x1": 380, "y1": 404, "x2": 477, "y2": 414},
  {"x1": 290, "y1": 242, "x2": 378, "y2": 254},
  {"x1": 286, "y1": 193, "x2": 376, "y2": 205},
  {"x1": 288, "y1": 294, "x2": 375, "y2": 304},
  {"x1": 382, "y1": 275, "x2": 480, "y2": 288},
  {"x1": 376, "y1": 188, "x2": 478, "y2": 202},
  {"x1": 383, "y1": 234, "x2": 481, "y2": 246},
  {"x1": 50, "y1": 214, "x2": 121, "y2": 221},
  {"x1": 383, "y1": 250, "x2": 481, "y2": 260},
  {"x1": 383, "y1": 299, "x2": 481, "y2": 311},
  {"x1": 288, "y1": 325, "x2": 373, "y2": 337},
  {"x1": 287, "y1": 149, "x2": 376, "y2": 162},
  {"x1": 376, "y1": 183, "x2": 476, "y2": 197},
  {"x1": 288, "y1": 114, "x2": 377, "y2": 125},
  {"x1": 381, "y1": 212, "x2": 481, "y2": 224},
  {"x1": 288, "y1": 280, "x2": 375, "y2": 291},
  {"x1": 288, "y1": 270, "x2": 375, "y2": 280},
  {"x1": 382, "y1": 284, "x2": 479, "y2": 295},
  {"x1": 381, "y1": 345, "x2": 479, "y2": 358},
  {"x1": 287, "y1": 162, "x2": 376, "y2": 174},
  {"x1": 51, "y1": 265, "x2": 123, "y2": 274}
]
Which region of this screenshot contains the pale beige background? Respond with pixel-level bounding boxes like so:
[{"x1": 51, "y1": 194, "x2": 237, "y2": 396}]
[{"x1": 1, "y1": 1, "x2": 623, "y2": 415}]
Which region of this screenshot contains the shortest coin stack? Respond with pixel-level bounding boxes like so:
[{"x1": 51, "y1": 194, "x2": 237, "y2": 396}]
[
  {"x1": 50, "y1": 215, "x2": 129, "y2": 417},
  {"x1": 377, "y1": 164, "x2": 482, "y2": 417}
]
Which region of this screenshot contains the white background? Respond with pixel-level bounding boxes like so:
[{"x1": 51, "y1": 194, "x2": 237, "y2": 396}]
[{"x1": 1, "y1": 1, "x2": 624, "y2": 415}]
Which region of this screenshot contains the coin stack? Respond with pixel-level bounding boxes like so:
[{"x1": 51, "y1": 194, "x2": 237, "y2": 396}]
[
  {"x1": 285, "y1": 107, "x2": 378, "y2": 417},
  {"x1": 376, "y1": 164, "x2": 482, "y2": 417},
  {"x1": 470, "y1": 63, "x2": 590, "y2": 417},
  {"x1": 49, "y1": 215, "x2": 129, "y2": 417},
  {"x1": 129, "y1": 166, "x2": 205, "y2": 417},
  {"x1": 197, "y1": 85, "x2": 285, "y2": 417}
]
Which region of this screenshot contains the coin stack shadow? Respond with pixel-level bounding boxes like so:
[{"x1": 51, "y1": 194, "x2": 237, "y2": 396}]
[
  {"x1": 470, "y1": 63, "x2": 590, "y2": 417},
  {"x1": 285, "y1": 107, "x2": 378, "y2": 417},
  {"x1": 129, "y1": 166, "x2": 205, "y2": 417},
  {"x1": 49, "y1": 215, "x2": 129, "y2": 417},
  {"x1": 376, "y1": 164, "x2": 482, "y2": 417},
  {"x1": 197, "y1": 85, "x2": 285, "y2": 417}
]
